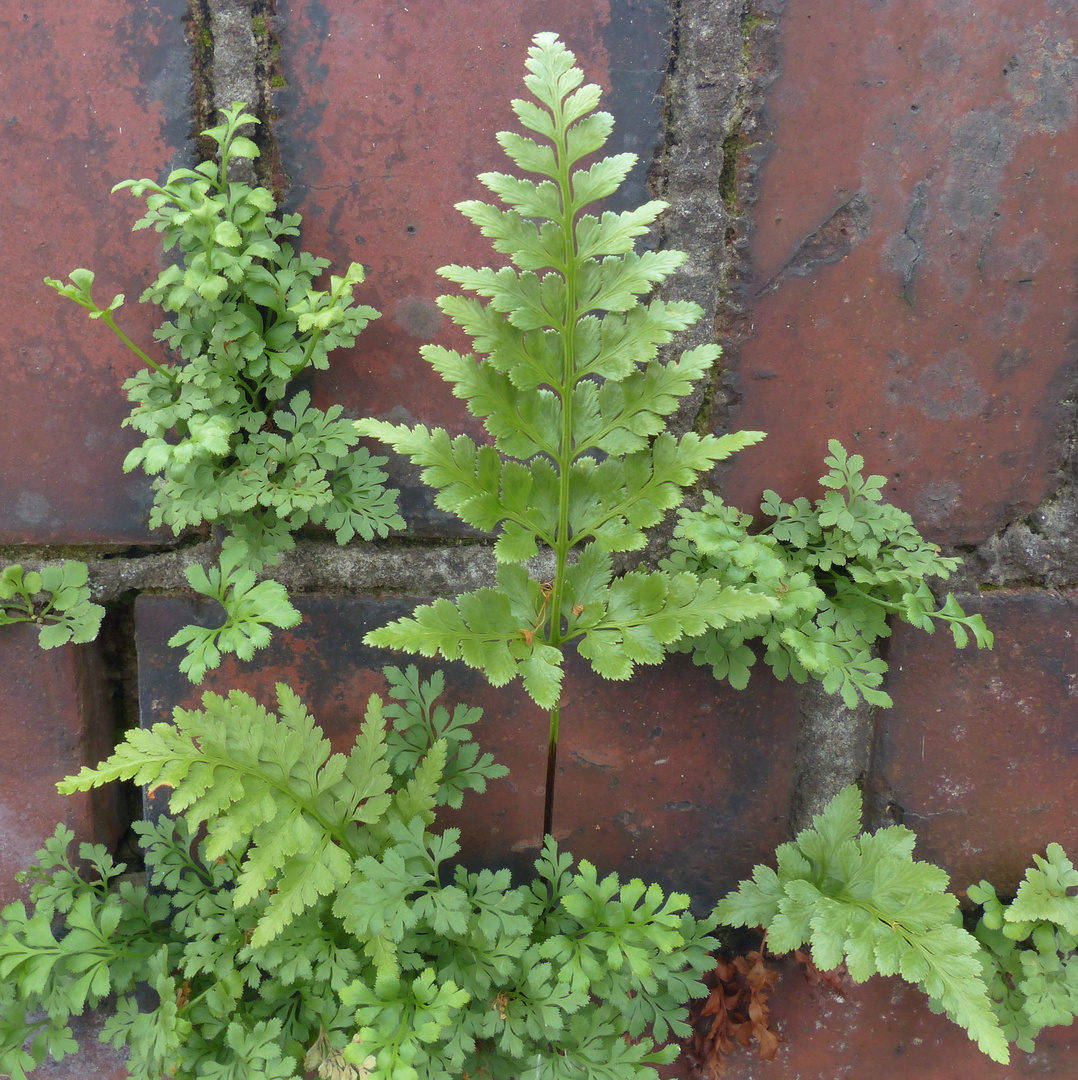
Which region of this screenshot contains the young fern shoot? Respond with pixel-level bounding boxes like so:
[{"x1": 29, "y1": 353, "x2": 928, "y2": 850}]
[
  {"x1": 357, "y1": 33, "x2": 776, "y2": 835},
  {"x1": 0, "y1": 562, "x2": 104, "y2": 649}
]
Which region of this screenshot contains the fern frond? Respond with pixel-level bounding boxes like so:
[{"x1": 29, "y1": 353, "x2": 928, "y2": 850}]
[
  {"x1": 59, "y1": 685, "x2": 394, "y2": 945},
  {"x1": 717, "y1": 785, "x2": 1010, "y2": 1063},
  {"x1": 355, "y1": 32, "x2": 766, "y2": 709}
]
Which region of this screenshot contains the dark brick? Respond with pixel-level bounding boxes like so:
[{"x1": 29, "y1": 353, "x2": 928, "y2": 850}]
[
  {"x1": 0, "y1": 626, "x2": 122, "y2": 905},
  {"x1": 0, "y1": 0, "x2": 191, "y2": 543},
  {"x1": 724, "y1": 0, "x2": 1078, "y2": 546},
  {"x1": 870, "y1": 589, "x2": 1078, "y2": 895},
  {"x1": 135, "y1": 593, "x2": 800, "y2": 907}
]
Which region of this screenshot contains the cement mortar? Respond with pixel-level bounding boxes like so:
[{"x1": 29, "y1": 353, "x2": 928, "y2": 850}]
[
  {"x1": 959, "y1": 432, "x2": 1078, "y2": 590},
  {"x1": 789, "y1": 678, "x2": 878, "y2": 836},
  {"x1": 655, "y1": 0, "x2": 766, "y2": 438},
  {"x1": 208, "y1": 0, "x2": 260, "y2": 182},
  {"x1": 10, "y1": 539, "x2": 558, "y2": 605}
]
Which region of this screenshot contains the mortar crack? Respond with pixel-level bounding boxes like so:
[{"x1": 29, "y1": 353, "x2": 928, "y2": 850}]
[{"x1": 188, "y1": 0, "x2": 285, "y2": 191}]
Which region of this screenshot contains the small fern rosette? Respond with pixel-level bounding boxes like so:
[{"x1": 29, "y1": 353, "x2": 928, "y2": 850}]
[
  {"x1": 357, "y1": 33, "x2": 774, "y2": 709},
  {"x1": 48, "y1": 103, "x2": 405, "y2": 683},
  {"x1": 666, "y1": 440, "x2": 993, "y2": 706},
  {"x1": 33, "y1": 669, "x2": 714, "y2": 1080}
]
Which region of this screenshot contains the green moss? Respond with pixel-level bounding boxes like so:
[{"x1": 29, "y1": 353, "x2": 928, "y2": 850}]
[
  {"x1": 690, "y1": 361, "x2": 722, "y2": 439},
  {"x1": 252, "y1": 14, "x2": 266, "y2": 37},
  {"x1": 741, "y1": 13, "x2": 774, "y2": 59},
  {"x1": 718, "y1": 131, "x2": 742, "y2": 210},
  {"x1": 270, "y1": 74, "x2": 287, "y2": 89}
]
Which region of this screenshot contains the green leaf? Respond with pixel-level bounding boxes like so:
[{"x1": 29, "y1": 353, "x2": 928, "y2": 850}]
[
  {"x1": 670, "y1": 440, "x2": 990, "y2": 704},
  {"x1": 59, "y1": 682, "x2": 392, "y2": 947},
  {"x1": 1008, "y1": 844, "x2": 1078, "y2": 935},
  {"x1": 0, "y1": 561, "x2": 104, "y2": 648},
  {"x1": 381, "y1": 665, "x2": 507, "y2": 808},
  {"x1": 227, "y1": 136, "x2": 260, "y2": 160},
  {"x1": 714, "y1": 864, "x2": 784, "y2": 929},
  {"x1": 214, "y1": 220, "x2": 243, "y2": 247},
  {"x1": 169, "y1": 542, "x2": 301, "y2": 683},
  {"x1": 356, "y1": 32, "x2": 768, "y2": 719},
  {"x1": 365, "y1": 579, "x2": 566, "y2": 710},
  {"x1": 715, "y1": 785, "x2": 1009, "y2": 1063},
  {"x1": 50, "y1": 100, "x2": 395, "y2": 671}
]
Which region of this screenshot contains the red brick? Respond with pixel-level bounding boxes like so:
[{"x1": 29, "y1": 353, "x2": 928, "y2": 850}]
[
  {"x1": 0, "y1": 626, "x2": 121, "y2": 906},
  {"x1": 30, "y1": 1010, "x2": 128, "y2": 1080},
  {"x1": 0, "y1": 0, "x2": 190, "y2": 543},
  {"x1": 870, "y1": 590, "x2": 1078, "y2": 896},
  {"x1": 725, "y1": 0, "x2": 1078, "y2": 545},
  {"x1": 135, "y1": 593, "x2": 800, "y2": 904},
  {"x1": 709, "y1": 954, "x2": 1078, "y2": 1079}
]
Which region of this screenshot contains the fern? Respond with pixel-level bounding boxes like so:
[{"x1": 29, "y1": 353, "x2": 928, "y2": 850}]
[
  {"x1": 356, "y1": 32, "x2": 774, "y2": 831},
  {"x1": 0, "y1": 827, "x2": 171, "y2": 1079},
  {"x1": 970, "y1": 845, "x2": 1078, "y2": 1051},
  {"x1": 716, "y1": 790, "x2": 1078, "y2": 1065},
  {"x1": 665, "y1": 440, "x2": 993, "y2": 706},
  {"x1": 47, "y1": 103, "x2": 403, "y2": 681},
  {"x1": 168, "y1": 539, "x2": 303, "y2": 684},
  {"x1": 3, "y1": 667, "x2": 714, "y2": 1080},
  {"x1": 0, "y1": 561, "x2": 105, "y2": 649},
  {"x1": 381, "y1": 664, "x2": 509, "y2": 808},
  {"x1": 716, "y1": 785, "x2": 1010, "y2": 1063},
  {"x1": 59, "y1": 681, "x2": 395, "y2": 948}
]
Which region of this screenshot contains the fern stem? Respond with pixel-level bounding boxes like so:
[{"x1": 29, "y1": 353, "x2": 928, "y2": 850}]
[
  {"x1": 295, "y1": 323, "x2": 326, "y2": 374},
  {"x1": 543, "y1": 706, "x2": 560, "y2": 837},
  {"x1": 100, "y1": 311, "x2": 177, "y2": 382},
  {"x1": 541, "y1": 80, "x2": 580, "y2": 841},
  {"x1": 843, "y1": 585, "x2": 902, "y2": 612}
]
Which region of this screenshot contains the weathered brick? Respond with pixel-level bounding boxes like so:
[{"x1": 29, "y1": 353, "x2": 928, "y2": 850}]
[
  {"x1": 135, "y1": 593, "x2": 800, "y2": 906},
  {"x1": 0, "y1": 626, "x2": 121, "y2": 906},
  {"x1": 711, "y1": 955, "x2": 1078, "y2": 1079},
  {"x1": 0, "y1": 0, "x2": 190, "y2": 543},
  {"x1": 724, "y1": 0, "x2": 1078, "y2": 546},
  {"x1": 870, "y1": 589, "x2": 1078, "y2": 895},
  {"x1": 30, "y1": 1010, "x2": 128, "y2": 1080}
]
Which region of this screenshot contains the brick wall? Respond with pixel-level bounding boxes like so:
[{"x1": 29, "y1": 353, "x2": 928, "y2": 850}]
[{"x1": 1, "y1": 1, "x2": 1076, "y2": 1077}]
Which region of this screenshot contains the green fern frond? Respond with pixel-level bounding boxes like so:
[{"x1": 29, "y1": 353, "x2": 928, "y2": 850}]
[
  {"x1": 59, "y1": 683, "x2": 394, "y2": 946},
  {"x1": 717, "y1": 785, "x2": 1010, "y2": 1064},
  {"x1": 356, "y1": 33, "x2": 768, "y2": 708}
]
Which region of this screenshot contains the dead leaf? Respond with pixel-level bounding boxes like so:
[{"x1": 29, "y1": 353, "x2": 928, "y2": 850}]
[{"x1": 688, "y1": 949, "x2": 782, "y2": 1079}]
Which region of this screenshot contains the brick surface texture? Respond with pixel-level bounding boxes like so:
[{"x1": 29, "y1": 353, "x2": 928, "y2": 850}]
[
  {"x1": 0, "y1": 627, "x2": 120, "y2": 907},
  {"x1": 0, "y1": 0, "x2": 190, "y2": 543}
]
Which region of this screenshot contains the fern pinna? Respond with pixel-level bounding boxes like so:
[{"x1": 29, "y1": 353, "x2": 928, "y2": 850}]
[
  {"x1": 356, "y1": 33, "x2": 774, "y2": 834},
  {"x1": 717, "y1": 785, "x2": 1011, "y2": 1064}
]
